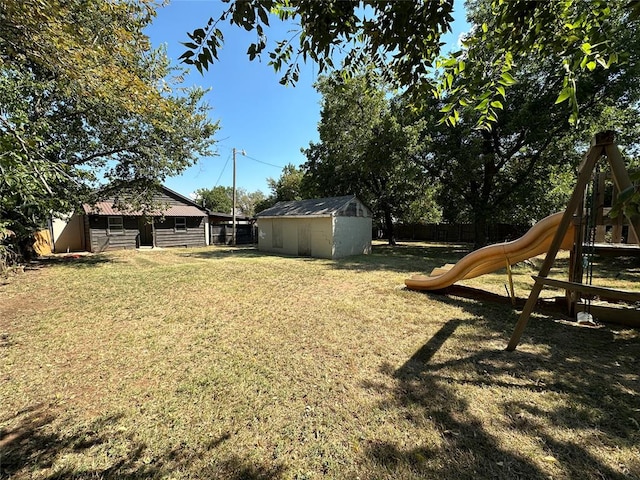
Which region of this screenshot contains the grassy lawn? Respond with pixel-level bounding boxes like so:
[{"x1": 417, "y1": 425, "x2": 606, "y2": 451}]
[{"x1": 1, "y1": 242, "x2": 639, "y2": 479}]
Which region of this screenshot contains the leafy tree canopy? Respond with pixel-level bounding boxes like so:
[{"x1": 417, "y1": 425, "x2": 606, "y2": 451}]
[
  {"x1": 195, "y1": 186, "x2": 265, "y2": 216},
  {"x1": 267, "y1": 163, "x2": 304, "y2": 202},
  {"x1": 194, "y1": 186, "x2": 233, "y2": 213},
  {"x1": 236, "y1": 188, "x2": 267, "y2": 217},
  {"x1": 437, "y1": 0, "x2": 640, "y2": 128},
  {"x1": 183, "y1": 0, "x2": 640, "y2": 127},
  {"x1": 419, "y1": 0, "x2": 640, "y2": 246},
  {"x1": 1, "y1": 0, "x2": 218, "y2": 258},
  {"x1": 255, "y1": 163, "x2": 304, "y2": 213}
]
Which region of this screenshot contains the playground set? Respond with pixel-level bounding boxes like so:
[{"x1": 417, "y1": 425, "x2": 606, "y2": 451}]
[{"x1": 405, "y1": 132, "x2": 640, "y2": 349}]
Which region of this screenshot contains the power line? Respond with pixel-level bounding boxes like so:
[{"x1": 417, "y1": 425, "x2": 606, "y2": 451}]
[
  {"x1": 242, "y1": 153, "x2": 285, "y2": 169},
  {"x1": 214, "y1": 152, "x2": 231, "y2": 187},
  {"x1": 216, "y1": 144, "x2": 287, "y2": 170}
]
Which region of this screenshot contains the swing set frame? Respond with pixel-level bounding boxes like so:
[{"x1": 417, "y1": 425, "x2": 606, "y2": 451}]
[{"x1": 507, "y1": 131, "x2": 640, "y2": 351}]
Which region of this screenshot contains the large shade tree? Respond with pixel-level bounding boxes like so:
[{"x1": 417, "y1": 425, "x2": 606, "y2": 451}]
[
  {"x1": 194, "y1": 186, "x2": 233, "y2": 213},
  {"x1": 420, "y1": 0, "x2": 640, "y2": 247},
  {"x1": 0, "y1": 0, "x2": 218, "y2": 259},
  {"x1": 302, "y1": 73, "x2": 434, "y2": 244}
]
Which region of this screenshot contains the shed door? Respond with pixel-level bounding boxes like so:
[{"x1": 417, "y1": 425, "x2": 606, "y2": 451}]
[{"x1": 298, "y1": 222, "x2": 311, "y2": 257}]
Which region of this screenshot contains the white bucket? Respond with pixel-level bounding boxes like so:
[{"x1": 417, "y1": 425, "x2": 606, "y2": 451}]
[{"x1": 577, "y1": 311, "x2": 594, "y2": 324}]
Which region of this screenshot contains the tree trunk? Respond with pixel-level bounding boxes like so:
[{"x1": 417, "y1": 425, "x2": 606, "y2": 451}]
[
  {"x1": 473, "y1": 212, "x2": 488, "y2": 249},
  {"x1": 384, "y1": 208, "x2": 396, "y2": 246}
]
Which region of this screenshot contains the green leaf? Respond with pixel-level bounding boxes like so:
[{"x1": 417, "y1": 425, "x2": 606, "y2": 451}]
[
  {"x1": 193, "y1": 28, "x2": 206, "y2": 41},
  {"x1": 475, "y1": 98, "x2": 490, "y2": 111},
  {"x1": 258, "y1": 6, "x2": 269, "y2": 25},
  {"x1": 617, "y1": 185, "x2": 636, "y2": 204},
  {"x1": 498, "y1": 72, "x2": 516, "y2": 86},
  {"x1": 580, "y1": 55, "x2": 589, "y2": 69},
  {"x1": 440, "y1": 103, "x2": 454, "y2": 113},
  {"x1": 490, "y1": 100, "x2": 503, "y2": 109},
  {"x1": 568, "y1": 111, "x2": 578, "y2": 126},
  {"x1": 580, "y1": 42, "x2": 592, "y2": 55},
  {"x1": 555, "y1": 87, "x2": 573, "y2": 104}
]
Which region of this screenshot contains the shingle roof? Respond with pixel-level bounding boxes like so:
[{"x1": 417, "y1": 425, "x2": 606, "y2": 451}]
[
  {"x1": 83, "y1": 202, "x2": 206, "y2": 217},
  {"x1": 256, "y1": 195, "x2": 364, "y2": 217}
]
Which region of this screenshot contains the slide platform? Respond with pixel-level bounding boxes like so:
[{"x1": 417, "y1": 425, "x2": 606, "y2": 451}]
[{"x1": 405, "y1": 212, "x2": 575, "y2": 291}]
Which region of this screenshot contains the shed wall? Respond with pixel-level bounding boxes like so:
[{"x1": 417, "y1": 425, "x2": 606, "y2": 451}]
[
  {"x1": 333, "y1": 216, "x2": 372, "y2": 258},
  {"x1": 309, "y1": 218, "x2": 333, "y2": 258},
  {"x1": 257, "y1": 217, "x2": 333, "y2": 258}
]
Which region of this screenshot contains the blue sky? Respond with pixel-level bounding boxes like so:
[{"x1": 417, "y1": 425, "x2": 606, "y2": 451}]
[{"x1": 145, "y1": 1, "x2": 469, "y2": 198}]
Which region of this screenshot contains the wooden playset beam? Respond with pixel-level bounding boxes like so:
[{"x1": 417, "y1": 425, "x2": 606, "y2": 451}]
[{"x1": 505, "y1": 131, "x2": 639, "y2": 351}]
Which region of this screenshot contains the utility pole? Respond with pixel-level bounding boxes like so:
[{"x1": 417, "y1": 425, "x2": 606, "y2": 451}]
[{"x1": 232, "y1": 148, "x2": 245, "y2": 246}]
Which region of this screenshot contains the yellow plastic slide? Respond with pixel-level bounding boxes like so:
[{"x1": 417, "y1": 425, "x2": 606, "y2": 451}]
[{"x1": 404, "y1": 212, "x2": 575, "y2": 291}]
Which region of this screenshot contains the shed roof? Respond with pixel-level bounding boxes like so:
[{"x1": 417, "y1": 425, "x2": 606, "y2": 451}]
[{"x1": 256, "y1": 195, "x2": 369, "y2": 218}]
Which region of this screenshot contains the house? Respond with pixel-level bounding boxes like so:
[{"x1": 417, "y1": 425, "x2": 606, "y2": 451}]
[
  {"x1": 255, "y1": 195, "x2": 372, "y2": 259},
  {"x1": 51, "y1": 186, "x2": 209, "y2": 253}
]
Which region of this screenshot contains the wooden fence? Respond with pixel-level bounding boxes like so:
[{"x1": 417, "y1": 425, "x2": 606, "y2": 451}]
[
  {"x1": 387, "y1": 223, "x2": 530, "y2": 244},
  {"x1": 210, "y1": 224, "x2": 256, "y2": 245}
]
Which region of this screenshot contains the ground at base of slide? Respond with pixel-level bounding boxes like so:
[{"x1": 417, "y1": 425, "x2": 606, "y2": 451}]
[{"x1": 404, "y1": 212, "x2": 575, "y2": 291}]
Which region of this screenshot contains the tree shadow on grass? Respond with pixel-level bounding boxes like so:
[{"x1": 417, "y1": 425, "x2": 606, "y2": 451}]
[
  {"x1": 333, "y1": 242, "x2": 474, "y2": 275},
  {"x1": 362, "y1": 291, "x2": 640, "y2": 479},
  {"x1": 176, "y1": 245, "x2": 264, "y2": 261},
  {"x1": 362, "y1": 319, "x2": 550, "y2": 479},
  {"x1": 1, "y1": 404, "x2": 286, "y2": 479},
  {"x1": 591, "y1": 253, "x2": 640, "y2": 283},
  {"x1": 34, "y1": 254, "x2": 116, "y2": 269}
]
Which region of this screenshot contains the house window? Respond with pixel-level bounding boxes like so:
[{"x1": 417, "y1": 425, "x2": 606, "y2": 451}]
[
  {"x1": 107, "y1": 216, "x2": 124, "y2": 234},
  {"x1": 175, "y1": 217, "x2": 187, "y2": 232}
]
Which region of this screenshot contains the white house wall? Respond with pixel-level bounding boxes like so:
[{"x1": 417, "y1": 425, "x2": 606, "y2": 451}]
[
  {"x1": 51, "y1": 213, "x2": 85, "y2": 253},
  {"x1": 332, "y1": 216, "x2": 372, "y2": 258}
]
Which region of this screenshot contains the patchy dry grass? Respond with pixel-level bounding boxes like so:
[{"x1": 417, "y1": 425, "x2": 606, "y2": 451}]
[{"x1": 1, "y1": 242, "x2": 639, "y2": 479}]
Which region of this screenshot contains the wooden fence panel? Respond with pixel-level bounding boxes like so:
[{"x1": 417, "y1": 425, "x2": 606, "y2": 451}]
[{"x1": 391, "y1": 223, "x2": 529, "y2": 244}]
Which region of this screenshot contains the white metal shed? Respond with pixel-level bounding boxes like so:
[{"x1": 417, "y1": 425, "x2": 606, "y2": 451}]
[{"x1": 255, "y1": 195, "x2": 372, "y2": 259}]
